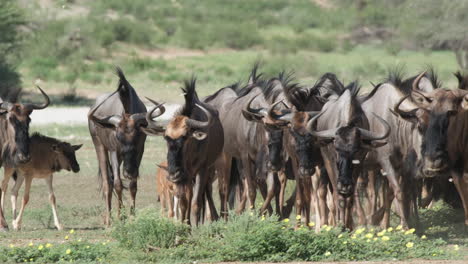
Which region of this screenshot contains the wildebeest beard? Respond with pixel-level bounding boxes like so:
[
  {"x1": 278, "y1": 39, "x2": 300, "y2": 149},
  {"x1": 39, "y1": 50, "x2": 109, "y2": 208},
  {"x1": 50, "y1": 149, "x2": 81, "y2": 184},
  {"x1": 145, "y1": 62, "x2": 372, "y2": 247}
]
[
  {"x1": 2, "y1": 118, "x2": 30, "y2": 167},
  {"x1": 267, "y1": 130, "x2": 283, "y2": 172},
  {"x1": 336, "y1": 154, "x2": 353, "y2": 196},
  {"x1": 421, "y1": 113, "x2": 449, "y2": 165},
  {"x1": 121, "y1": 143, "x2": 138, "y2": 179}
]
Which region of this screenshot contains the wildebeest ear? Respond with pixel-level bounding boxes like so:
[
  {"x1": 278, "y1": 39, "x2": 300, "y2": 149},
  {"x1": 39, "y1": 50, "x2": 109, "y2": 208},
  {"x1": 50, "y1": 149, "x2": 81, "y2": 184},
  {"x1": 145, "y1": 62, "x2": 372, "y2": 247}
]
[
  {"x1": 192, "y1": 131, "x2": 207, "y2": 141},
  {"x1": 410, "y1": 91, "x2": 432, "y2": 109},
  {"x1": 140, "y1": 127, "x2": 165, "y2": 136},
  {"x1": 241, "y1": 110, "x2": 263, "y2": 122},
  {"x1": 72, "y1": 144, "x2": 83, "y2": 151}
]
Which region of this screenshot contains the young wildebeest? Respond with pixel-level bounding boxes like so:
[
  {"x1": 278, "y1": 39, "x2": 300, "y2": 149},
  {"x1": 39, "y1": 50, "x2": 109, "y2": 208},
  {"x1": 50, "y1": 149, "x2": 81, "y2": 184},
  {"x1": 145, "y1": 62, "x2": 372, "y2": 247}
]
[
  {"x1": 307, "y1": 83, "x2": 390, "y2": 230},
  {"x1": 145, "y1": 78, "x2": 223, "y2": 226},
  {"x1": 155, "y1": 161, "x2": 176, "y2": 219},
  {"x1": 1, "y1": 133, "x2": 81, "y2": 230},
  {"x1": 88, "y1": 67, "x2": 164, "y2": 227},
  {"x1": 0, "y1": 87, "x2": 50, "y2": 231}
]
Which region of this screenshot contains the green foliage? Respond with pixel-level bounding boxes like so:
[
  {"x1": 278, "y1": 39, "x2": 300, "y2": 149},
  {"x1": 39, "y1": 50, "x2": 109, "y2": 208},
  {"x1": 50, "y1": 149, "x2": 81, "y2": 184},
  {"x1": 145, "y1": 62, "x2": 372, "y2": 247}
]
[
  {"x1": 112, "y1": 209, "x2": 190, "y2": 251},
  {"x1": 0, "y1": 241, "x2": 110, "y2": 263},
  {"x1": 113, "y1": 210, "x2": 456, "y2": 263}
]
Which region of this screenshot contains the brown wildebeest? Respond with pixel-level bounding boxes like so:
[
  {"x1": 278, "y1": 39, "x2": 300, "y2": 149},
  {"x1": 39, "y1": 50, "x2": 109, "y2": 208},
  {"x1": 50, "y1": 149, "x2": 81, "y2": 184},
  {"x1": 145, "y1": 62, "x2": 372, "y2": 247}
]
[
  {"x1": 0, "y1": 87, "x2": 50, "y2": 231},
  {"x1": 360, "y1": 69, "x2": 443, "y2": 228},
  {"x1": 307, "y1": 83, "x2": 390, "y2": 230},
  {"x1": 447, "y1": 71, "x2": 468, "y2": 227},
  {"x1": 145, "y1": 77, "x2": 223, "y2": 226},
  {"x1": 155, "y1": 161, "x2": 176, "y2": 219},
  {"x1": 204, "y1": 67, "x2": 287, "y2": 217},
  {"x1": 1, "y1": 133, "x2": 81, "y2": 230},
  {"x1": 88, "y1": 67, "x2": 164, "y2": 227}
]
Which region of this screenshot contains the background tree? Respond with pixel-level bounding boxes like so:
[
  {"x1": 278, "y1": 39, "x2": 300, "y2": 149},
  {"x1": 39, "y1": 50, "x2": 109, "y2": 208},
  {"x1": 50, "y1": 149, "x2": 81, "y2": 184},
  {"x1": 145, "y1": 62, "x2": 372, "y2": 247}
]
[{"x1": 0, "y1": 0, "x2": 24, "y2": 101}]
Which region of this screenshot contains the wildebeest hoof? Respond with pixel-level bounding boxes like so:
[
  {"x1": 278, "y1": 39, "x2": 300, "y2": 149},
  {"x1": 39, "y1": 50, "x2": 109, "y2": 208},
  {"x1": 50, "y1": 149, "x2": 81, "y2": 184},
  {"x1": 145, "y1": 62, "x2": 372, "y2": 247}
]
[
  {"x1": 12, "y1": 221, "x2": 21, "y2": 231},
  {"x1": 56, "y1": 224, "x2": 63, "y2": 231},
  {"x1": 337, "y1": 182, "x2": 353, "y2": 196}
]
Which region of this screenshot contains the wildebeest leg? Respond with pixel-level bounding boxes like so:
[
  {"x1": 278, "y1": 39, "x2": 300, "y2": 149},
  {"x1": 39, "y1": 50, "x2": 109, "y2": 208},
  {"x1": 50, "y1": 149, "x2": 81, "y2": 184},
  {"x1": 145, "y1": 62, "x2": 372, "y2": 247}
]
[
  {"x1": 97, "y1": 147, "x2": 112, "y2": 227},
  {"x1": 278, "y1": 170, "x2": 287, "y2": 217},
  {"x1": 13, "y1": 175, "x2": 32, "y2": 231},
  {"x1": 260, "y1": 171, "x2": 276, "y2": 215},
  {"x1": 452, "y1": 171, "x2": 468, "y2": 227},
  {"x1": 1, "y1": 167, "x2": 14, "y2": 211},
  {"x1": 354, "y1": 175, "x2": 367, "y2": 226},
  {"x1": 167, "y1": 189, "x2": 174, "y2": 218},
  {"x1": 245, "y1": 158, "x2": 257, "y2": 211},
  {"x1": 317, "y1": 168, "x2": 329, "y2": 227},
  {"x1": 205, "y1": 166, "x2": 218, "y2": 222},
  {"x1": 381, "y1": 159, "x2": 408, "y2": 228},
  {"x1": 10, "y1": 174, "x2": 24, "y2": 221},
  {"x1": 191, "y1": 172, "x2": 207, "y2": 226},
  {"x1": 380, "y1": 179, "x2": 394, "y2": 228},
  {"x1": 45, "y1": 175, "x2": 63, "y2": 231},
  {"x1": 366, "y1": 169, "x2": 377, "y2": 221},
  {"x1": 216, "y1": 154, "x2": 231, "y2": 219},
  {"x1": 0, "y1": 198, "x2": 6, "y2": 231},
  {"x1": 110, "y1": 152, "x2": 123, "y2": 219}
]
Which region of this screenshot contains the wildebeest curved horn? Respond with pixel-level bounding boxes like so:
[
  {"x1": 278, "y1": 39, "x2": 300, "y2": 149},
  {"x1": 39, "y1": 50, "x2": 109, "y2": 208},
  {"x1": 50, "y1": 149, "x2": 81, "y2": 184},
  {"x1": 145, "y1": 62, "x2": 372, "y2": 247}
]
[
  {"x1": 145, "y1": 97, "x2": 166, "y2": 127},
  {"x1": 24, "y1": 86, "x2": 50, "y2": 110},
  {"x1": 412, "y1": 71, "x2": 427, "y2": 91},
  {"x1": 267, "y1": 99, "x2": 292, "y2": 121},
  {"x1": 0, "y1": 101, "x2": 14, "y2": 112},
  {"x1": 186, "y1": 104, "x2": 212, "y2": 129},
  {"x1": 245, "y1": 93, "x2": 268, "y2": 117},
  {"x1": 88, "y1": 90, "x2": 121, "y2": 127},
  {"x1": 393, "y1": 95, "x2": 418, "y2": 120},
  {"x1": 306, "y1": 112, "x2": 338, "y2": 139},
  {"x1": 358, "y1": 113, "x2": 391, "y2": 141}
]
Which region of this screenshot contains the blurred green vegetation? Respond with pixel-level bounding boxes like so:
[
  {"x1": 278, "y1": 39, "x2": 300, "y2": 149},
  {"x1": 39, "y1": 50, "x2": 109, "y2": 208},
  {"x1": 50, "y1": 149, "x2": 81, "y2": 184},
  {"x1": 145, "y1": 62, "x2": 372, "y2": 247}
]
[{"x1": 0, "y1": 0, "x2": 464, "y2": 104}]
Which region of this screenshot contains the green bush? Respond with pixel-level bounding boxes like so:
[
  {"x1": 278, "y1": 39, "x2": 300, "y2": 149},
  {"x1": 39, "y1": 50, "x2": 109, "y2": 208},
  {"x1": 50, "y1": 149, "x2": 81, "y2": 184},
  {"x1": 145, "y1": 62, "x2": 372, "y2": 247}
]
[{"x1": 112, "y1": 209, "x2": 190, "y2": 251}]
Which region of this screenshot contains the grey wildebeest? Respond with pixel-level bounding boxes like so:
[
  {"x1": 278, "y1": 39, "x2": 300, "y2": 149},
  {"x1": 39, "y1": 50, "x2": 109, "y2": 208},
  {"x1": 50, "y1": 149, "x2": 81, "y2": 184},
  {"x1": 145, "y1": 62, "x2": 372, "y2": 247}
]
[
  {"x1": 362, "y1": 70, "x2": 440, "y2": 228},
  {"x1": 0, "y1": 87, "x2": 50, "y2": 231},
  {"x1": 144, "y1": 77, "x2": 223, "y2": 226},
  {"x1": 204, "y1": 67, "x2": 287, "y2": 217},
  {"x1": 1, "y1": 133, "x2": 81, "y2": 230},
  {"x1": 88, "y1": 67, "x2": 160, "y2": 226},
  {"x1": 307, "y1": 82, "x2": 390, "y2": 229}
]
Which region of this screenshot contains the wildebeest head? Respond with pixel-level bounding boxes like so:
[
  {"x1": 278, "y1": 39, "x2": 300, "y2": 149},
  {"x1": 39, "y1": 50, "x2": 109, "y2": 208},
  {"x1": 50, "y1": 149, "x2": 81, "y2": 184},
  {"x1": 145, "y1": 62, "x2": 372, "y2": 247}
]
[
  {"x1": 145, "y1": 78, "x2": 212, "y2": 183},
  {"x1": 89, "y1": 92, "x2": 165, "y2": 179},
  {"x1": 0, "y1": 86, "x2": 50, "y2": 165},
  {"x1": 307, "y1": 107, "x2": 390, "y2": 196},
  {"x1": 52, "y1": 141, "x2": 82, "y2": 173},
  {"x1": 242, "y1": 96, "x2": 289, "y2": 172},
  {"x1": 394, "y1": 72, "x2": 468, "y2": 177}
]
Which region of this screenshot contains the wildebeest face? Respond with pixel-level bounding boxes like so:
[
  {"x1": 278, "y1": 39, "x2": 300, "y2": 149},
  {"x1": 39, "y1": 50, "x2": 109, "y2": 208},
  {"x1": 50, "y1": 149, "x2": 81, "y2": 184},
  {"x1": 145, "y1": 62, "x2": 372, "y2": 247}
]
[
  {"x1": 264, "y1": 126, "x2": 284, "y2": 172},
  {"x1": 397, "y1": 73, "x2": 468, "y2": 177},
  {"x1": 0, "y1": 86, "x2": 50, "y2": 165},
  {"x1": 287, "y1": 112, "x2": 318, "y2": 177},
  {"x1": 53, "y1": 143, "x2": 82, "y2": 173}
]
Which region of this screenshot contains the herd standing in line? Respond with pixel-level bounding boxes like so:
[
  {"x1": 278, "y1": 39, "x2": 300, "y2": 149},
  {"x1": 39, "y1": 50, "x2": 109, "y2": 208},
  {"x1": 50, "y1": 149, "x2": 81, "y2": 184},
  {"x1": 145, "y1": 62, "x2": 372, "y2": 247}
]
[{"x1": 1, "y1": 65, "x2": 468, "y2": 233}]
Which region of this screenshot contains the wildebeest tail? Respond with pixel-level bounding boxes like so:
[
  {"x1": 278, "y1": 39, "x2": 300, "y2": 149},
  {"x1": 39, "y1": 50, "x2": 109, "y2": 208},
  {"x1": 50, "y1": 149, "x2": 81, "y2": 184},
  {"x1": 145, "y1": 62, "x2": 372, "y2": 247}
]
[
  {"x1": 228, "y1": 158, "x2": 241, "y2": 210},
  {"x1": 12, "y1": 171, "x2": 18, "y2": 181}
]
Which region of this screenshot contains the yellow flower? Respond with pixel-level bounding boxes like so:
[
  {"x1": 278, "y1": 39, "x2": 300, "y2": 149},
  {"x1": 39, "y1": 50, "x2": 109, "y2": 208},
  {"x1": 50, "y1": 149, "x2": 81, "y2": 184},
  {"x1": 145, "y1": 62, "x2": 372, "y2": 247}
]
[
  {"x1": 421, "y1": 235, "x2": 427, "y2": 239},
  {"x1": 404, "y1": 228, "x2": 415, "y2": 235},
  {"x1": 308, "y1": 222, "x2": 315, "y2": 227},
  {"x1": 69, "y1": 229, "x2": 75, "y2": 234},
  {"x1": 373, "y1": 238, "x2": 378, "y2": 241},
  {"x1": 66, "y1": 249, "x2": 71, "y2": 255},
  {"x1": 65, "y1": 235, "x2": 69, "y2": 240},
  {"x1": 283, "y1": 218, "x2": 290, "y2": 223},
  {"x1": 377, "y1": 230, "x2": 386, "y2": 237},
  {"x1": 355, "y1": 228, "x2": 365, "y2": 235},
  {"x1": 382, "y1": 236, "x2": 390, "y2": 241},
  {"x1": 338, "y1": 234, "x2": 343, "y2": 238},
  {"x1": 343, "y1": 241, "x2": 348, "y2": 245},
  {"x1": 9, "y1": 244, "x2": 14, "y2": 248},
  {"x1": 38, "y1": 245, "x2": 44, "y2": 250},
  {"x1": 406, "y1": 242, "x2": 414, "y2": 248},
  {"x1": 324, "y1": 251, "x2": 331, "y2": 256},
  {"x1": 351, "y1": 234, "x2": 357, "y2": 239},
  {"x1": 281, "y1": 227, "x2": 285, "y2": 229},
  {"x1": 296, "y1": 215, "x2": 301, "y2": 220},
  {"x1": 28, "y1": 242, "x2": 33, "y2": 247},
  {"x1": 366, "y1": 239, "x2": 371, "y2": 243},
  {"x1": 78, "y1": 239, "x2": 82, "y2": 242},
  {"x1": 387, "y1": 227, "x2": 393, "y2": 232},
  {"x1": 102, "y1": 242, "x2": 107, "y2": 246},
  {"x1": 365, "y1": 233, "x2": 374, "y2": 239},
  {"x1": 396, "y1": 225, "x2": 402, "y2": 230},
  {"x1": 432, "y1": 253, "x2": 437, "y2": 256},
  {"x1": 454, "y1": 245, "x2": 459, "y2": 251},
  {"x1": 86, "y1": 245, "x2": 90, "y2": 249},
  {"x1": 46, "y1": 243, "x2": 53, "y2": 248},
  {"x1": 29, "y1": 258, "x2": 33, "y2": 262},
  {"x1": 249, "y1": 212, "x2": 254, "y2": 216},
  {"x1": 369, "y1": 228, "x2": 375, "y2": 232},
  {"x1": 325, "y1": 226, "x2": 332, "y2": 232},
  {"x1": 261, "y1": 215, "x2": 265, "y2": 221}
]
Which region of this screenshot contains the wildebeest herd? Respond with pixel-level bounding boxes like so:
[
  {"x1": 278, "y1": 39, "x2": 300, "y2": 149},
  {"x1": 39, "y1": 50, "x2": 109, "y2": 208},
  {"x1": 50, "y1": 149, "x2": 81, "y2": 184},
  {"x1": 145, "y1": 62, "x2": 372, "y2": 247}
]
[{"x1": 1, "y1": 65, "x2": 468, "y2": 232}]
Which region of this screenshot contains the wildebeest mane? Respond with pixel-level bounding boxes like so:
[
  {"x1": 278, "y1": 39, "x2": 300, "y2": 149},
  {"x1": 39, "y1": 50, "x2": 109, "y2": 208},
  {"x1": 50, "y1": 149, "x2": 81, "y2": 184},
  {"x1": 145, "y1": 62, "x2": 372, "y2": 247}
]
[
  {"x1": 454, "y1": 70, "x2": 468, "y2": 90},
  {"x1": 30, "y1": 132, "x2": 62, "y2": 145},
  {"x1": 115, "y1": 66, "x2": 140, "y2": 113},
  {"x1": 178, "y1": 76, "x2": 201, "y2": 117},
  {"x1": 204, "y1": 82, "x2": 241, "y2": 103},
  {"x1": 386, "y1": 66, "x2": 442, "y2": 95}
]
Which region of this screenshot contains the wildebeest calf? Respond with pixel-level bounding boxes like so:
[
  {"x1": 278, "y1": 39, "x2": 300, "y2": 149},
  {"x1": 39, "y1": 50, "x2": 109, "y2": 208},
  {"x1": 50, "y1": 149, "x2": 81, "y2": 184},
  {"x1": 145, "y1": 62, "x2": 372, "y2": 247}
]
[
  {"x1": 155, "y1": 161, "x2": 177, "y2": 219},
  {"x1": 0, "y1": 133, "x2": 81, "y2": 230}
]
